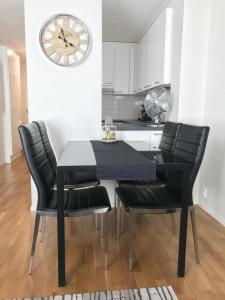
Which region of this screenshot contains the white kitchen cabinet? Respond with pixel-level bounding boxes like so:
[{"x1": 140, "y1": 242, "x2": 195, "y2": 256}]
[
  {"x1": 102, "y1": 43, "x2": 115, "y2": 88},
  {"x1": 116, "y1": 130, "x2": 163, "y2": 151},
  {"x1": 102, "y1": 42, "x2": 135, "y2": 94},
  {"x1": 114, "y1": 44, "x2": 130, "y2": 94},
  {"x1": 149, "y1": 131, "x2": 163, "y2": 150},
  {"x1": 133, "y1": 8, "x2": 173, "y2": 93},
  {"x1": 155, "y1": 8, "x2": 173, "y2": 84},
  {"x1": 133, "y1": 43, "x2": 142, "y2": 93}
]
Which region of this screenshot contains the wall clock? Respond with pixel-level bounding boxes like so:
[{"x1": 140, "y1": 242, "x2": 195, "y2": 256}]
[{"x1": 39, "y1": 14, "x2": 90, "y2": 67}]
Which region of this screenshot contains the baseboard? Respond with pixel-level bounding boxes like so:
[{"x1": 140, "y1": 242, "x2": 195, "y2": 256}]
[{"x1": 198, "y1": 203, "x2": 225, "y2": 227}]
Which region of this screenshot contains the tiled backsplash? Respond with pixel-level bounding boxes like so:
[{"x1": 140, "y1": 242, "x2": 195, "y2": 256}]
[{"x1": 102, "y1": 94, "x2": 146, "y2": 120}]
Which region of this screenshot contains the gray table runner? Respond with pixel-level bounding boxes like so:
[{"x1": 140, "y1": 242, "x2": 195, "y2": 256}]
[{"x1": 91, "y1": 140, "x2": 156, "y2": 180}]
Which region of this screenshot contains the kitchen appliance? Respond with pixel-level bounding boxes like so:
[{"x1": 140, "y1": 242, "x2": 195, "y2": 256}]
[{"x1": 138, "y1": 104, "x2": 152, "y2": 121}]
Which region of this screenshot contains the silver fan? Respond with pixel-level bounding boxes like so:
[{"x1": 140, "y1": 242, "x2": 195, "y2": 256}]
[{"x1": 144, "y1": 87, "x2": 170, "y2": 123}]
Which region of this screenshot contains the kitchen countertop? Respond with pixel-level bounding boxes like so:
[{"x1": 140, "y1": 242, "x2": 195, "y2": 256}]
[{"x1": 102, "y1": 120, "x2": 164, "y2": 131}]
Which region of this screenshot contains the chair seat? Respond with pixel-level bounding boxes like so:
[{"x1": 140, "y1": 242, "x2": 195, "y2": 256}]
[
  {"x1": 118, "y1": 178, "x2": 164, "y2": 187},
  {"x1": 116, "y1": 186, "x2": 182, "y2": 211},
  {"x1": 48, "y1": 186, "x2": 111, "y2": 212}
]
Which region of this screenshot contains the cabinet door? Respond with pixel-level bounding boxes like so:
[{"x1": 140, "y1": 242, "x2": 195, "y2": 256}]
[
  {"x1": 129, "y1": 45, "x2": 135, "y2": 94},
  {"x1": 114, "y1": 44, "x2": 130, "y2": 94},
  {"x1": 134, "y1": 43, "x2": 142, "y2": 93},
  {"x1": 156, "y1": 8, "x2": 173, "y2": 84},
  {"x1": 145, "y1": 26, "x2": 155, "y2": 90},
  {"x1": 117, "y1": 131, "x2": 151, "y2": 150},
  {"x1": 150, "y1": 131, "x2": 163, "y2": 150},
  {"x1": 102, "y1": 43, "x2": 115, "y2": 87}
]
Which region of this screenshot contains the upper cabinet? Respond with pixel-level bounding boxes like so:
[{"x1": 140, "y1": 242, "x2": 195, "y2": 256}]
[
  {"x1": 102, "y1": 43, "x2": 115, "y2": 89},
  {"x1": 102, "y1": 8, "x2": 173, "y2": 95},
  {"x1": 102, "y1": 42, "x2": 135, "y2": 94},
  {"x1": 133, "y1": 8, "x2": 173, "y2": 92},
  {"x1": 114, "y1": 44, "x2": 130, "y2": 95}
]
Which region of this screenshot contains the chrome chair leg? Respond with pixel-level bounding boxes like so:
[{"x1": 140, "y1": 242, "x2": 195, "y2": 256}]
[
  {"x1": 104, "y1": 212, "x2": 109, "y2": 270},
  {"x1": 121, "y1": 205, "x2": 125, "y2": 234},
  {"x1": 117, "y1": 197, "x2": 121, "y2": 239},
  {"x1": 95, "y1": 214, "x2": 98, "y2": 230},
  {"x1": 190, "y1": 206, "x2": 200, "y2": 264},
  {"x1": 38, "y1": 216, "x2": 43, "y2": 232},
  {"x1": 101, "y1": 214, "x2": 104, "y2": 239},
  {"x1": 170, "y1": 213, "x2": 176, "y2": 235},
  {"x1": 29, "y1": 213, "x2": 40, "y2": 275},
  {"x1": 40, "y1": 216, "x2": 46, "y2": 243},
  {"x1": 114, "y1": 184, "x2": 118, "y2": 213},
  {"x1": 128, "y1": 213, "x2": 133, "y2": 272}
]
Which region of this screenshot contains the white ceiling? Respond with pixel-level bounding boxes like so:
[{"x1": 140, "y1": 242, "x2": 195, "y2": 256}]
[
  {"x1": 0, "y1": 0, "x2": 170, "y2": 57},
  {"x1": 0, "y1": 0, "x2": 25, "y2": 56},
  {"x1": 103, "y1": 0, "x2": 170, "y2": 42}
]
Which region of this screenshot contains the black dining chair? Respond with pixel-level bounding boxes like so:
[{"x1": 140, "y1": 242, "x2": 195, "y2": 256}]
[
  {"x1": 33, "y1": 120, "x2": 100, "y2": 188},
  {"x1": 19, "y1": 123, "x2": 111, "y2": 275},
  {"x1": 116, "y1": 124, "x2": 209, "y2": 275},
  {"x1": 116, "y1": 122, "x2": 181, "y2": 232},
  {"x1": 118, "y1": 122, "x2": 181, "y2": 188},
  {"x1": 33, "y1": 120, "x2": 101, "y2": 235}
]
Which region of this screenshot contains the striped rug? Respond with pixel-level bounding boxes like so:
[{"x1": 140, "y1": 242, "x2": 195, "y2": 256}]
[{"x1": 7, "y1": 287, "x2": 178, "y2": 300}]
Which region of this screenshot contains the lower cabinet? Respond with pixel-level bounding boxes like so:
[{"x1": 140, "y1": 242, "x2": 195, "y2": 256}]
[
  {"x1": 149, "y1": 131, "x2": 163, "y2": 151},
  {"x1": 116, "y1": 130, "x2": 162, "y2": 151}
]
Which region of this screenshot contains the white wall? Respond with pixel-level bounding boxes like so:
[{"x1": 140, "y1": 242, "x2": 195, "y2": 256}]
[
  {"x1": 167, "y1": 0, "x2": 184, "y2": 122},
  {"x1": 24, "y1": 0, "x2": 102, "y2": 209},
  {"x1": 178, "y1": 0, "x2": 210, "y2": 125},
  {"x1": 24, "y1": 0, "x2": 102, "y2": 159},
  {"x1": 0, "y1": 61, "x2": 5, "y2": 165},
  {"x1": 8, "y1": 51, "x2": 22, "y2": 157},
  {"x1": 198, "y1": 0, "x2": 225, "y2": 225},
  {"x1": 20, "y1": 57, "x2": 28, "y2": 123},
  {"x1": 176, "y1": 0, "x2": 210, "y2": 202},
  {"x1": 0, "y1": 47, "x2": 23, "y2": 163},
  {"x1": 0, "y1": 47, "x2": 13, "y2": 163}
]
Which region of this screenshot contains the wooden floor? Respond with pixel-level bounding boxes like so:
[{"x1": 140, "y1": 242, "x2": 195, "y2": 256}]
[{"x1": 1, "y1": 157, "x2": 225, "y2": 299}]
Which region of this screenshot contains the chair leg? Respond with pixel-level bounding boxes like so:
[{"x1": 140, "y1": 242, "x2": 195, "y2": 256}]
[
  {"x1": 28, "y1": 213, "x2": 41, "y2": 275},
  {"x1": 101, "y1": 214, "x2": 104, "y2": 239},
  {"x1": 128, "y1": 213, "x2": 133, "y2": 272},
  {"x1": 117, "y1": 197, "x2": 121, "y2": 239},
  {"x1": 190, "y1": 207, "x2": 200, "y2": 264},
  {"x1": 114, "y1": 185, "x2": 118, "y2": 213},
  {"x1": 38, "y1": 216, "x2": 43, "y2": 232},
  {"x1": 178, "y1": 206, "x2": 189, "y2": 277},
  {"x1": 104, "y1": 213, "x2": 109, "y2": 270},
  {"x1": 121, "y1": 205, "x2": 125, "y2": 234},
  {"x1": 95, "y1": 214, "x2": 98, "y2": 231},
  {"x1": 170, "y1": 213, "x2": 176, "y2": 235},
  {"x1": 40, "y1": 216, "x2": 46, "y2": 243}
]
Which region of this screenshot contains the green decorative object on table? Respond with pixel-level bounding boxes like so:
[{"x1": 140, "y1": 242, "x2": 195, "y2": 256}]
[{"x1": 102, "y1": 118, "x2": 117, "y2": 143}]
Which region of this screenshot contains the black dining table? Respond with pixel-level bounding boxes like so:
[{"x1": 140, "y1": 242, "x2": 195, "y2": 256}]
[{"x1": 56, "y1": 140, "x2": 157, "y2": 287}]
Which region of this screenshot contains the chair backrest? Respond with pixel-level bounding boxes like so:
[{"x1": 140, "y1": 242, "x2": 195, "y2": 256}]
[
  {"x1": 159, "y1": 122, "x2": 181, "y2": 153},
  {"x1": 33, "y1": 120, "x2": 57, "y2": 175},
  {"x1": 18, "y1": 123, "x2": 55, "y2": 210},
  {"x1": 165, "y1": 124, "x2": 210, "y2": 204}
]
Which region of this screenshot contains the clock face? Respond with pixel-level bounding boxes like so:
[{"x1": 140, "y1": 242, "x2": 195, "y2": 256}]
[{"x1": 39, "y1": 14, "x2": 89, "y2": 66}]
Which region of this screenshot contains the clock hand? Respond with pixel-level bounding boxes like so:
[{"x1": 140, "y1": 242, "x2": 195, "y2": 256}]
[
  {"x1": 68, "y1": 42, "x2": 75, "y2": 48},
  {"x1": 59, "y1": 28, "x2": 75, "y2": 48},
  {"x1": 59, "y1": 27, "x2": 69, "y2": 47}
]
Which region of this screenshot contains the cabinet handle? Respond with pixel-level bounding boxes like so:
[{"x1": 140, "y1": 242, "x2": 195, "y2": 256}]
[
  {"x1": 104, "y1": 82, "x2": 113, "y2": 85},
  {"x1": 138, "y1": 88, "x2": 142, "y2": 91},
  {"x1": 153, "y1": 133, "x2": 162, "y2": 136}
]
